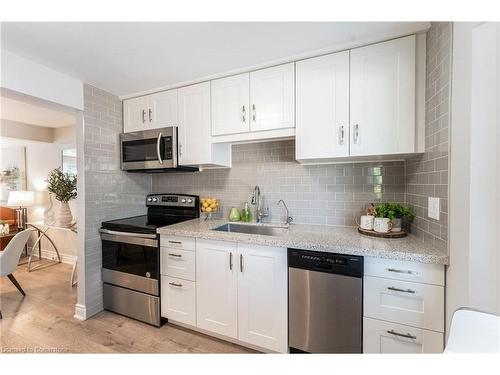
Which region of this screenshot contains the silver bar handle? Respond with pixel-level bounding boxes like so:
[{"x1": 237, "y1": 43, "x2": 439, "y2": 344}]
[
  {"x1": 149, "y1": 108, "x2": 153, "y2": 122},
  {"x1": 339, "y1": 125, "x2": 345, "y2": 145},
  {"x1": 387, "y1": 286, "x2": 416, "y2": 294},
  {"x1": 240, "y1": 254, "x2": 243, "y2": 272},
  {"x1": 99, "y1": 228, "x2": 157, "y2": 239},
  {"x1": 229, "y1": 252, "x2": 233, "y2": 270},
  {"x1": 387, "y1": 268, "x2": 417, "y2": 275},
  {"x1": 242, "y1": 105, "x2": 246, "y2": 123},
  {"x1": 169, "y1": 282, "x2": 183, "y2": 287},
  {"x1": 387, "y1": 330, "x2": 417, "y2": 340},
  {"x1": 156, "y1": 132, "x2": 163, "y2": 164},
  {"x1": 142, "y1": 109, "x2": 146, "y2": 123},
  {"x1": 168, "y1": 253, "x2": 182, "y2": 258},
  {"x1": 252, "y1": 104, "x2": 256, "y2": 122},
  {"x1": 353, "y1": 124, "x2": 359, "y2": 144}
]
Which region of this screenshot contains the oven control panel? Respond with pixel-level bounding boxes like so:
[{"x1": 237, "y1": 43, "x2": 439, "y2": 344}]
[{"x1": 146, "y1": 194, "x2": 198, "y2": 208}]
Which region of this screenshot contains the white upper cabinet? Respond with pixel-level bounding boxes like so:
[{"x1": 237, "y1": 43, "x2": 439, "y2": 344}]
[
  {"x1": 177, "y1": 83, "x2": 208, "y2": 165},
  {"x1": 177, "y1": 82, "x2": 231, "y2": 167},
  {"x1": 296, "y1": 51, "x2": 350, "y2": 162},
  {"x1": 124, "y1": 34, "x2": 423, "y2": 161},
  {"x1": 211, "y1": 64, "x2": 295, "y2": 140},
  {"x1": 249, "y1": 63, "x2": 295, "y2": 132},
  {"x1": 196, "y1": 239, "x2": 238, "y2": 339},
  {"x1": 148, "y1": 89, "x2": 178, "y2": 128},
  {"x1": 350, "y1": 35, "x2": 416, "y2": 156},
  {"x1": 123, "y1": 89, "x2": 178, "y2": 132},
  {"x1": 237, "y1": 244, "x2": 288, "y2": 353},
  {"x1": 123, "y1": 96, "x2": 149, "y2": 132},
  {"x1": 211, "y1": 73, "x2": 250, "y2": 136}
]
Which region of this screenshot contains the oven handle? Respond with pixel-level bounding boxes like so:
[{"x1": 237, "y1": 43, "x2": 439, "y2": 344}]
[
  {"x1": 99, "y1": 229, "x2": 157, "y2": 239},
  {"x1": 99, "y1": 229, "x2": 158, "y2": 248},
  {"x1": 156, "y1": 132, "x2": 163, "y2": 164}
]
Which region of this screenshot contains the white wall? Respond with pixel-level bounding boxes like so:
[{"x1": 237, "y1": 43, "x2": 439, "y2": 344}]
[
  {"x1": 0, "y1": 49, "x2": 84, "y2": 111},
  {"x1": 1, "y1": 128, "x2": 77, "y2": 263},
  {"x1": 448, "y1": 22, "x2": 500, "y2": 336}
]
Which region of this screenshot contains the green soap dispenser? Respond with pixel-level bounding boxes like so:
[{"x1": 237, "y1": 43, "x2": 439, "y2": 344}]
[{"x1": 241, "y1": 202, "x2": 252, "y2": 223}]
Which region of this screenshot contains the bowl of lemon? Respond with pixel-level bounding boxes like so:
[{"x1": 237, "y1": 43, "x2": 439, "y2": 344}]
[{"x1": 201, "y1": 197, "x2": 219, "y2": 219}]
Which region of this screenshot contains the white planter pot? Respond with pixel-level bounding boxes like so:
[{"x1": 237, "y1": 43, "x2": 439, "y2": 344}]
[{"x1": 57, "y1": 201, "x2": 73, "y2": 227}]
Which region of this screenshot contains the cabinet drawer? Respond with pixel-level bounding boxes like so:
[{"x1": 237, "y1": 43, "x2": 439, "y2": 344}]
[
  {"x1": 161, "y1": 276, "x2": 196, "y2": 326},
  {"x1": 160, "y1": 248, "x2": 195, "y2": 281},
  {"x1": 365, "y1": 257, "x2": 445, "y2": 286},
  {"x1": 363, "y1": 317, "x2": 443, "y2": 353},
  {"x1": 160, "y1": 235, "x2": 195, "y2": 251},
  {"x1": 364, "y1": 276, "x2": 444, "y2": 332}
]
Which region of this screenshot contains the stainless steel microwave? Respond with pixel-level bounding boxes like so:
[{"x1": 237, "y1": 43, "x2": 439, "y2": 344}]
[{"x1": 120, "y1": 127, "x2": 197, "y2": 173}]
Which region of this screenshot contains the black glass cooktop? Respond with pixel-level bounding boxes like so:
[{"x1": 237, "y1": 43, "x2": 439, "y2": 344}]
[{"x1": 101, "y1": 215, "x2": 187, "y2": 235}]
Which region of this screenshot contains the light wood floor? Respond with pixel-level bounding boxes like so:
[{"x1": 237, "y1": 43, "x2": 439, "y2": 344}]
[{"x1": 0, "y1": 259, "x2": 254, "y2": 353}]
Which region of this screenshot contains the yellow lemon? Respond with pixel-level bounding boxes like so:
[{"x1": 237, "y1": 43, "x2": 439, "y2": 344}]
[{"x1": 205, "y1": 206, "x2": 212, "y2": 213}]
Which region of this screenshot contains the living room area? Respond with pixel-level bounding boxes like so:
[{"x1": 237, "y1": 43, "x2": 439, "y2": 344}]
[{"x1": 0, "y1": 89, "x2": 78, "y2": 326}]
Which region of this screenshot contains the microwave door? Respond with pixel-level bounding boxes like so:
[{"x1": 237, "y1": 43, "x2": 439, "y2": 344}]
[{"x1": 121, "y1": 131, "x2": 176, "y2": 170}]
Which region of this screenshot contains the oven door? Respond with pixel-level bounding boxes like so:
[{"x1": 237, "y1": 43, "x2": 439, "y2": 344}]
[
  {"x1": 120, "y1": 127, "x2": 177, "y2": 171},
  {"x1": 100, "y1": 229, "x2": 159, "y2": 295}
]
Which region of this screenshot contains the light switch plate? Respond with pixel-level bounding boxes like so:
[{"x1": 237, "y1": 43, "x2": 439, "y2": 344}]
[{"x1": 428, "y1": 197, "x2": 440, "y2": 220}]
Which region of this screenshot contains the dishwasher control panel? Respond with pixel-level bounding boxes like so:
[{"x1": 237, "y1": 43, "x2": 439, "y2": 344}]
[{"x1": 288, "y1": 249, "x2": 363, "y2": 278}]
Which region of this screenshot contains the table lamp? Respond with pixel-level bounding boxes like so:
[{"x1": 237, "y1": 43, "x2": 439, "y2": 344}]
[{"x1": 7, "y1": 190, "x2": 34, "y2": 230}]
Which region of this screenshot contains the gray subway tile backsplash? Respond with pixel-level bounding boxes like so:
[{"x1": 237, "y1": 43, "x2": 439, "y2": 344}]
[{"x1": 152, "y1": 139, "x2": 406, "y2": 227}]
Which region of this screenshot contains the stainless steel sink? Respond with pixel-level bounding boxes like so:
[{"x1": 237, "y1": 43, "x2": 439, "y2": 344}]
[{"x1": 212, "y1": 223, "x2": 289, "y2": 236}]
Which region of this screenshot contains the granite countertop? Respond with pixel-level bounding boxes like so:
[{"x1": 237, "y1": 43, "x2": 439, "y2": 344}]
[{"x1": 157, "y1": 219, "x2": 449, "y2": 265}]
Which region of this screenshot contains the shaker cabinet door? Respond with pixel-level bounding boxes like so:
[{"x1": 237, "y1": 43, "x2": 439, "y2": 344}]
[
  {"x1": 196, "y1": 239, "x2": 238, "y2": 339},
  {"x1": 177, "y1": 82, "x2": 211, "y2": 165},
  {"x1": 296, "y1": 51, "x2": 350, "y2": 161},
  {"x1": 350, "y1": 35, "x2": 416, "y2": 156},
  {"x1": 148, "y1": 89, "x2": 178, "y2": 129},
  {"x1": 211, "y1": 73, "x2": 250, "y2": 136},
  {"x1": 249, "y1": 63, "x2": 295, "y2": 132},
  {"x1": 237, "y1": 244, "x2": 288, "y2": 353},
  {"x1": 123, "y1": 96, "x2": 148, "y2": 133}
]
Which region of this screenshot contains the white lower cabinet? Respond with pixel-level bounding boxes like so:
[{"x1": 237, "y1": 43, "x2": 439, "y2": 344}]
[
  {"x1": 363, "y1": 317, "x2": 443, "y2": 353},
  {"x1": 161, "y1": 276, "x2": 196, "y2": 326},
  {"x1": 196, "y1": 239, "x2": 239, "y2": 338},
  {"x1": 237, "y1": 244, "x2": 288, "y2": 353},
  {"x1": 362, "y1": 258, "x2": 445, "y2": 354},
  {"x1": 195, "y1": 239, "x2": 288, "y2": 352},
  {"x1": 364, "y1": 276, "x2": 444, "y2": 332}
]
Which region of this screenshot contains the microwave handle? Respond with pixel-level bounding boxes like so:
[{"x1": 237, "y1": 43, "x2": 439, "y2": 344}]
[{"x1": 156, "y1": 133, "x2": 163, "y2": 164}]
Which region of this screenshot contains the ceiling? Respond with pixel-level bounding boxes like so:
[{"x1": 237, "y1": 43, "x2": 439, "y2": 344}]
[
  {"x1": 0, "y1": 96, "x2": 76, "y2": 128},
  {"x1": 1, "y1": 22, "x2": 429, "y2": 97}
]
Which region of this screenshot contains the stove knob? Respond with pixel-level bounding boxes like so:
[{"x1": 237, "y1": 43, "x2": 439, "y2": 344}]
[
  {"x1": 152, "y1": 197, "x2": 158, "y2": 202},
  {"x1": 187, "y1": 198, "x2": 193, "y2": 203},
  {"x1": 147, "y1": 197, "x2": 153, "y2": 202},
  {"x1": 181, "y1": 198, "x2": 187, "y2": 203}
]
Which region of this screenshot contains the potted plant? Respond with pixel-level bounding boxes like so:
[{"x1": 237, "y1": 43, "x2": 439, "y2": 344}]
[
  {"x1": 376, "y1": 202, "x2": 415, "y2": 232},
  {"x1": 46, "y1": 168, "x2": 77, "y2": 227}
]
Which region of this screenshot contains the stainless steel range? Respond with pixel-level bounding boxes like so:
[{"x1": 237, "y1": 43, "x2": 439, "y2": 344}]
[{"x1": 100, "y1": 193, "x2": 199, "y2": 326}]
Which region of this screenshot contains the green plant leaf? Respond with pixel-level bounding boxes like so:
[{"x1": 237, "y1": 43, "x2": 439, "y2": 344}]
[{"x1": 46, "y1": 168, "x2": 77, "y2": 202}]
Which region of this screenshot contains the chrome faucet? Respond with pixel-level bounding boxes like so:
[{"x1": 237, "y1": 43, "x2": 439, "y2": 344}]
[
  {"x1": 277, "y1": 199, "x2": 293, "y2": 225},
  {"x1": 251, "y1": 185, "x2": 269, "y2": 223}
]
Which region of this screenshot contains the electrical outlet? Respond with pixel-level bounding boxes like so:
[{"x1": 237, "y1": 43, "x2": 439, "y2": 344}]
[{"x1": 428, "y1": 197, "x2": 440, "y2": 220}]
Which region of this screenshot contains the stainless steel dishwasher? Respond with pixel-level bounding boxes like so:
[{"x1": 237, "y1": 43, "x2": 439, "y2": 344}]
[{"x1": 288, "y1": 249, "x2": 363, "y2": 353}]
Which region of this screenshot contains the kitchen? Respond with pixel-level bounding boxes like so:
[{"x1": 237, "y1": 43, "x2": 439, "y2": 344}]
[{"x1": 1, "y1": 4, "x2": 499, "y2": 374}]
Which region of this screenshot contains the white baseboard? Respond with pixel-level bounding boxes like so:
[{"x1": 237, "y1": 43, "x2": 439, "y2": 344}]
[
  {"x1": 74, "y1": 304, "x2": 87, "y2": 320},
  {"x1": 74, "y1": 302, "x2": 103, "y2": 321},
  {"x1": 29, "y1": 246, "x2": 77, "y2": 265}
]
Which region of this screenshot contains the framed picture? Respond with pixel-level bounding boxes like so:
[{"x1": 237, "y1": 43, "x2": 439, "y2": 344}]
[
  {"x1": 0, "y1": 146, "x2": 27, "y2": 204},
  {"x1": 62, "y1": 148, "x2": 77, "y2": 175}
]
